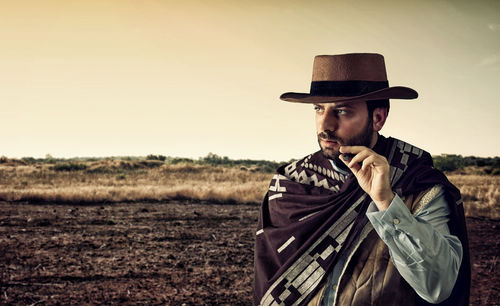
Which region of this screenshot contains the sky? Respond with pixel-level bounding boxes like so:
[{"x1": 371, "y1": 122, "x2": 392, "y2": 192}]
[{"x1": 1, "y1": 0, "x2": 499, "y2": 161}]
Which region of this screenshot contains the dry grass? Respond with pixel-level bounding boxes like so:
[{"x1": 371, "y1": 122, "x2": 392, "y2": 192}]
[
  {"x1": 0, "y1": 160, "x2": 498, "y2": 219},
  {"x1": 0, "y1": 161, "x2": 271, "y2": 205},
  {"x1": 447, "y1": 174, "x2": 500, "y2": 219}
]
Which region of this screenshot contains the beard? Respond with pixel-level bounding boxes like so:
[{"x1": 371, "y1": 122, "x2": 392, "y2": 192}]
[{"x1": 317, "y1": 117, "x2": 374, "y2": 162}]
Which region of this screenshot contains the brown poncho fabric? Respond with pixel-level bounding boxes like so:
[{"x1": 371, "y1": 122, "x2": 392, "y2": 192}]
[{"x1": 253, "y1": 135, "x2": 470, "y2": 305}]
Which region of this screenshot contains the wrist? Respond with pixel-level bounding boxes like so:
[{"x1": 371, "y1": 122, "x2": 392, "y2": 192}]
[{"x1": 373, "y1": 191, "x2": 395, "y2": 211}]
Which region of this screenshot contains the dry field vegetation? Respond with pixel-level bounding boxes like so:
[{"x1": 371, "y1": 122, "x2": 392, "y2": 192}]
[
  {"x1": 0, "y1": 159, "x2": 272, "y2": 205},
  {"x1": 448, "y1": 174, "x2": 500, "y2": 220},
  {"x1": 0, "y1": 157, "x2": 498, "y2": 219}
]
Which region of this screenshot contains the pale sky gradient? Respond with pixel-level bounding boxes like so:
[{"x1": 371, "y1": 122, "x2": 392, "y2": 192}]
[{"x1": 1, "y1": 0, "x2": 499, "y2": 161}]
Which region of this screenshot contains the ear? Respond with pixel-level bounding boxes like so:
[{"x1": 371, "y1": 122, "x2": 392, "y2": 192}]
[{"x1": 372, "y1": 107, "x2": 388, "y2": 132}]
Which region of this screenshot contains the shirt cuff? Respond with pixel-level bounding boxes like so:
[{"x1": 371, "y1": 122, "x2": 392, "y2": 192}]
[{"x1": 366, "y1": 194, "x2": 414, "y2": 241}]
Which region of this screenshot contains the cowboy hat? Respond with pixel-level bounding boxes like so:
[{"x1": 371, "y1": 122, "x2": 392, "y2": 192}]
[{"x1": 280, "y1": 53, "x2": 418, "y2": 103}]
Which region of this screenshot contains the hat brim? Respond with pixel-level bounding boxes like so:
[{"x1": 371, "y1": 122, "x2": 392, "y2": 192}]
[{"x1": 280, "y1": 86, "x2": 418, "y2": 103}]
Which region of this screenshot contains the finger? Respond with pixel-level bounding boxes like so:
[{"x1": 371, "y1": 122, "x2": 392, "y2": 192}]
[
  {"x1": 347, "y1": 150, "x2": 372, "y2": 168},
  {"x1": 341, "y1": 154, "x2": 361, "y2": 174},
  {"x1": 360, "y1": 155, "x2": 378, "y2": 172},
  {"x1": 349, "y1": 161, "x2": 362, "y2": 174},
  {"x1": 339, "y1": 145, "x2": 370, "y2": 155}
]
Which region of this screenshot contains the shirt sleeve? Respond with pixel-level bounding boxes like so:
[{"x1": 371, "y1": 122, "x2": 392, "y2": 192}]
[{"x1": 365, "y1": 189, "x2": 463, "y2": 304}]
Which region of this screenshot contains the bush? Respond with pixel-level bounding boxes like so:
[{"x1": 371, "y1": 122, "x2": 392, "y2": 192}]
[
  {"x1": 433, "y1": 155, "x2": 464, "y2": 172},
  {"x1": 139, "y1": 160, "x2": 164, "y2": 168},
  {"x1": 146, "y1": 154, "x2": 166, "y2": 161},
  {"x1": 85, "y1": 166, "x2": 111, "y2": 174},
  {"x1": 21, "y1": 157, "x2": 37, "y2": 164},
  {"x1": 51, "y1": 163, "x2": 87, "y2": 172},
  {"x1": 169, "y1": 157, "x2": 195, "y2": 164},
  {"x1": 44, "y1": 154, "x2": 57, "y2": 164},
  {"x1": 432, "y1": 154, "x2": 500, "y2": 175}
]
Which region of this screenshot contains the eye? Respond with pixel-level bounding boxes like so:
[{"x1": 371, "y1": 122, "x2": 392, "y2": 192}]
[
  {"x1": 335, "y1": 109, "x2": 349, "y2": 115},
  {"x1": 313, "y1": 105, "x2": 323, "y2": 112}
]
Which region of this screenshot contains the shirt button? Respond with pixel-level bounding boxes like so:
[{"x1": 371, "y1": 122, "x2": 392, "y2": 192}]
[
  {"x1": 332, "y1": 284, "x2": 337, "y2": 290},
  {"x1": 393, "y1": 218, "x2": 400, "y2": 225}
]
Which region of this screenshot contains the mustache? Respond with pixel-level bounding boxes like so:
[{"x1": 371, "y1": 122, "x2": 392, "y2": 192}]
[{"x1": 318, "y1": 131, "x2": 342, "y2": 142}]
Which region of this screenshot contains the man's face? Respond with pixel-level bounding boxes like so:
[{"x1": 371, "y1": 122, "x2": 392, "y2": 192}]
[{"x1": 315, "y1": 100, "x2": 374, "y2": 160}]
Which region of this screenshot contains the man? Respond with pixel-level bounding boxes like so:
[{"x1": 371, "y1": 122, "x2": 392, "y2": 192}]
[{"x1": 253, "y1": 54, "x2": 470, "y2": 305}]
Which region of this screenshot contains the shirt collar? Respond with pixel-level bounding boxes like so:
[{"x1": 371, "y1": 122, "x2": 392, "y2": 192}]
[{"x1": 329, "y1": 159, "x2": 350, "y2": 176}]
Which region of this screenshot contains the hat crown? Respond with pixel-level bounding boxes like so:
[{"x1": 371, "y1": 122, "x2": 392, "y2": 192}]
[
  {"x1": 312, "y1": 53, "x2": 388, "y2": 82},
  {"x1": 279, "y1": 52, "x2": 418, "y2": 103}
]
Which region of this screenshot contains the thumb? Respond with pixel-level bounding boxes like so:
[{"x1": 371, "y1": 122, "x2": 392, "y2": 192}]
[{"x1": 341, "y1": 153, "x2": 361, "y2": 173}]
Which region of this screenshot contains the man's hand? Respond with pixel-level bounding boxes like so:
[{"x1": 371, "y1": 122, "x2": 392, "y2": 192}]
[{"x1": 339, "y1": 146, "x2": 394, "y2": 211}]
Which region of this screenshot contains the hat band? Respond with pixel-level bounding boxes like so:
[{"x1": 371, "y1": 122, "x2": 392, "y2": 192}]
[{"x1": 310, "y1": 80, "x2": 389, "y2": 97}]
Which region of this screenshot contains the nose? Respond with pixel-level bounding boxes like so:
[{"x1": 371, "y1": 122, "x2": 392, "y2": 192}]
[{"x1": 318, "y1": 108, "x2": 338, "y2": 133}]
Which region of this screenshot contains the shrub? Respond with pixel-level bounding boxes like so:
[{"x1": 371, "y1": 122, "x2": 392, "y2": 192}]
[
  {"x1": 21, "y1": 157, "x2": 37, "y2": 164},
  {"x1": 146, "y1": 154, "x2": 166, "y2": 161},
  {"x1": 51, "y1": 163, "x2": 87, "y2": 172},
  {"x1": 169, "y1": 157, "x2": 195, "y2": 164},
  {"x1": 139, "y1": 160, "x2": 164, "y2": 168},
  {"x1": 44, "y1": 154, "x2": 57, "y2": 164},
  {"x1": 85, "y1": 166, "x2": 111, "y2": 174},
  {"x1": 433, "y1": 155, "x2": 464, "y2": 172}
]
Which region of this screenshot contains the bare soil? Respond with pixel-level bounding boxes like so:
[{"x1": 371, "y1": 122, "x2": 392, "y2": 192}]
[{"x1": 0, "y1": 201, "x2": 498, "y2": 305}]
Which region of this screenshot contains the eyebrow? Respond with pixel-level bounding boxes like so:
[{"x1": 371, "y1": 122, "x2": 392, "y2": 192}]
[
  {"x1": 331, "y1": 103, "x2": 355, "y2": 109},
  {"x1": 313, "y1": 103, "x2": 356, "y2": 109}
]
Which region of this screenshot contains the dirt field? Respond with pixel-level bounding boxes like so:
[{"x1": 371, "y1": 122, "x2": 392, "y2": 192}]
[{"x1": 0, "y1": 201, "x2": 498, "y2": 305}]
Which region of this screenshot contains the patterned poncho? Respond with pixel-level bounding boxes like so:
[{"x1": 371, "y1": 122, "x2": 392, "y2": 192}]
[{"x1": 254, "y1": 135, "x2": 470, "y2": 306}]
